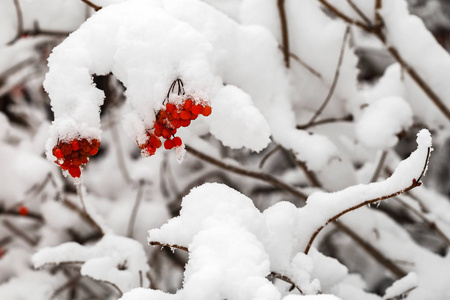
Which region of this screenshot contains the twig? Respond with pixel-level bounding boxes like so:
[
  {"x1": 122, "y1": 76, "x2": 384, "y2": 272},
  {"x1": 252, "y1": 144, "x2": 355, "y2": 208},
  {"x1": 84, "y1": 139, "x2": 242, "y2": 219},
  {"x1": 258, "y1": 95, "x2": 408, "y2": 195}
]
[
  {"x1": 306, "y1": 25, "x2": 350, "y2": 126},
  {"x1": 287, "y1": 51, "x2": 322, "y2": 78},
  {"x1": 76, "y1": 184, "x2": 87, "y2": 213},
  {"x1": 84, "y1": 275, "x2": 123, "y2": 297},
  {"x1": 305, "y1": 146, "x2": 431, "y2": 254},
  {"x1": 370, "y1": 151, "x2": 387, "y2": 182},
  {"x1": 62, "y1": 196, "x2": 104, "y2": 235},
  {"x1": 0, "y1": 236, "x2": 12, "y2": 247},
  {"x1": 385, "y1": 286, "x2": 417, "y2": 300},
  {"x1": 51, "y1": 274, "x2": 82, "y2": 300},
  {"x1": 185, "y1": 145, "x2": 308, "y2": 201},
  {"x1": 292, "y1": 155, "x2": 321, "y2": 187},
  {"x1": 277, "y1": 0, "x2": 290, "y2": 68},
  {"x1": 394, "y1": 196, "x2": 450, "y2": 246},
  {"x1": 316, "y1": 0, "x2": 450, "y2": 121},
  {"x1": 9, "y1": 0, "x2": 24, "y2": 45},
  {"x1": 268, "y1": 272, "x2": 304, "y2": 295},
  {"x1": 149, "y1": 241, "x2": 188, "y2": 252},
  {"x1": 375, "y1": 0, "x2": 383, "y2": 29},
  {"x1": 81, "y1": 0, "x2": 102, "y2": 11},
  {"x1": 109, "y1": 114, "x2": 133, "y2": 184},
  {"x1": 297, "y1": 115, "x2": 353, "y2": 129},
  {"x1": 259, "y1": 145, "x2": 281, "y2": 169},
  {"x1": 3, "y1": 219, "x2": 38, "y2": 246},
  {"x1": 127, "y1": 180, "x2": 145, "y2": 238},
  {"x1": 345, "y1": 0, "x2": 371, "y2": 25}
]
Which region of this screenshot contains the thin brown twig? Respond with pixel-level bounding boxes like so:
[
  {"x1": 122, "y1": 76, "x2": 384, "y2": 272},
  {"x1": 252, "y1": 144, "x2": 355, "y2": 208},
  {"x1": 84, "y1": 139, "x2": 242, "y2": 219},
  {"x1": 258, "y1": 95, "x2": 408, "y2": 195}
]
[
  {"x1": 3, "y1": 219, "x2": 38, "y2": 246},
  {"x1": 306, "y1": 25, "x2": 350, "y2": 126},
  {"x1": 185, "y1": 145, "x2": 308, "y2": 201},
  {"x1": 345, "y1": 0, "x2": 371, "y2": 25},
  {"x1": 297, "y1": 115, "x2": 353, "y2": 130},
  {"x1": 81, "y1": 0, "x2": 102, "y2": 11},
  {"x1": 394, "y1": 196, "x2": 450, "y2": 246},
  {"x1": 277, "y1": 0, "x2": 290, "y2": 68},
  {"x1": 292, "y1": 155, "x2": 322, "y2": 187},
  {"x1": 61, "y1": 196, "x2": 104, "y2": 235},
  {"x1": 289, "y1": 52, "x2": 322, "y2": 78},
  {"x1": 51, "y1": 274, "x2": 82, "y2": 300},
  {"x1": 375, "y1": 0, "x2": 383, "y2": 29},
  {"x1": 370, "y1": 151, "x2": 388, "y2": 182},
  {"x1": 84, "y1": 275, "x2": 123, "y2": 297},
  {"x1": 259, "y1": 145, "x2": 282, "y2": 169},
  {"x1": 127, "y1": 180, "x2": 145, "y2": 238},
  {"x1": 305, "y1": 147, "x2": 431, "y2": 254},
  {"x1": 268, "y1": 272, "x2": 304, "y2": 295},
  {"x1": 9, "y1": 0, "x2": 24, "y2": 45},
  {"x1": 149, "y1": 241, "x2": 189, "y2": 252}
]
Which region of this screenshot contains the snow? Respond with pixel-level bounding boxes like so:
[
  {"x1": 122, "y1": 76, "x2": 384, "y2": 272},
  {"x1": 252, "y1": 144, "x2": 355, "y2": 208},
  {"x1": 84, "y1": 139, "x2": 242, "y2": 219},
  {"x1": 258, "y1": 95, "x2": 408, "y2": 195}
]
[
  {"x1": 0, "y1": 271, "x2": 64, "y2": 300},
  {"x1": 356, "y1": 96, "x2": 413, "y2": 149},
  {"x1": 32, "y1": 234, "x2": 150, "y2": 293},
  {"x1": 380, "y1": 0, "x2": 450, "y2": 127},
  {"x1": 383, "y1": 272, "x2": 418, "y2": 299}
]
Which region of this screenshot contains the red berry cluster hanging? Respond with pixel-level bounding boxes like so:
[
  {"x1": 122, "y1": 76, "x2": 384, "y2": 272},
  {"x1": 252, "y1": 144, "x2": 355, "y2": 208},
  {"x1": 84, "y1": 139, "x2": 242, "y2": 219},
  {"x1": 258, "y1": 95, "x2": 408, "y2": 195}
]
[
  {"x1": 52, "y1": 138, "x2": 100, "y2": 178},
  {"x1": 138, "y1": 79, "x2": 212, "y2": 157}
]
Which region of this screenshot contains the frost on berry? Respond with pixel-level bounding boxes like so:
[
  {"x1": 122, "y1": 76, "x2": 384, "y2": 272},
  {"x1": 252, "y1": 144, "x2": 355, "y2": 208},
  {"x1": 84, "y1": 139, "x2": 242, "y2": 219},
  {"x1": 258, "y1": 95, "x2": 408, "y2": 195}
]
[
  {"x1": 52, "y1": 138, "x2": 101, "y2": 178},
  {"x1": 136, "y1": 79, "x2": 212, "y2": 159}
]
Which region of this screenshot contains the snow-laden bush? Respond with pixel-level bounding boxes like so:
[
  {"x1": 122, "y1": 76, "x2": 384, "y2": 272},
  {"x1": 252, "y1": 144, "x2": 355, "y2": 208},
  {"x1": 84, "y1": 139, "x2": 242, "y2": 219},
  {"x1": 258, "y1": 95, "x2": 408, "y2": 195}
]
[{"x1": 1, "y1": 0, "x2": 450, "y2": 299}]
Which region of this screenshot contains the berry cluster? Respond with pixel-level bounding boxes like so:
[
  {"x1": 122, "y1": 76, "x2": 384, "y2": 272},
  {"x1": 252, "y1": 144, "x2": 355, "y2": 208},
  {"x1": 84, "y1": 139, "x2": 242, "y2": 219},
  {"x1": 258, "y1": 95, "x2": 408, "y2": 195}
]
[
  {"x1": 52, "y1": 138, "x2": 100, "y2": 178},
  {"x1": 138, "y1": 97, "x2": 212, "y2": 157}
]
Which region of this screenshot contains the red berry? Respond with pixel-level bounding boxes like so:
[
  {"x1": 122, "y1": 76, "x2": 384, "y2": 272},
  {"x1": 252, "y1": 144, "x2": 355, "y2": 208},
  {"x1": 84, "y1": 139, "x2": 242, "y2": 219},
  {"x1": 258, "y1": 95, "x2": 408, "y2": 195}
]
[
  {"x1": 180, "y1": 119, "x2": 191, "y2": 127},
  {"x1": 191, "y1": 104, "x2": 202, "y2": 115},
  {"x1": 190, "y1": 114, "x2": 198, "y2": 120},
  {"x1": 89, "y1": 148, "x2": 98, "y2": 156},
  {"x1": 166, "y1": 103, "x2": 176, "y2": 113},
  {"x1": 201, "y1": 105, "x2": 212, "y2": 116},
  {"x1": 170, "y1": 119, "x2": 181, "y2": 128},
  {"x1": 162, "y1": 128, "x2": 172, "y2": 139},
  {"x1": 150, "y1": 134, "x2": 162, "y2": 148},
  {"x1": 68, "y1": 166, "x2": 81, "y2": 178},
  {"x1": 61, "y1": 144, "x2": 72, "y2": 155},
  {"x1": 61, "y1": 160, "x2": 71, "y2": 170},
  {"x1": 171, "y1": 110, "x2": 180, "y2": 119},
  {"x1": 173, "y1": 136, "x2": 182, "y2": 147},
  {"x1": 72, "y1": 158, "x2": 82, "y2": 167},
  {"x1": 184, "y1": 99, "x2": 193, "y2": 110},
  {"x1": 164, "y1": 139, "x2": 175, "y2": 150},
  {"x1": 54, "y1": 148, "x2": 64, "y2": 159},
  {"x1": 71, "y1": 140, "x2": 79, "y2": 151},
  {"x1": 180, "y1": 110, "x2": 191, "y2": 120},
  {"x1": 18, "y1": 205, "x2": 28, "y2": 216}
]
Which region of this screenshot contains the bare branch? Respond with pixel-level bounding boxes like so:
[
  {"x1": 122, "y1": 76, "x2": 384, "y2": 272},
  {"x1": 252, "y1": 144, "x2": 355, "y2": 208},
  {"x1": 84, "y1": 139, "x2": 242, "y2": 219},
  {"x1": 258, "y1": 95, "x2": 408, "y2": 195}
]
[
  {"x1": 277, "y1": 0, "x2": 290, "y2": 68},
  {"x1": 370, "y1": 151, "x2": 387, "y2": 183},
  {"x1": 149, "y1": 241, "x2": 188, "y2": 252},
  {"x1": 345, "y1": 0, "x2": 371, "y2": 25},
  {"x1": 268, "y1": 272, "x2": 304, "y2": 295},
  {"x1": 259, "y1": 145, "x2": 282, "y2": 169},
  {"x1": 3, "y1": 219, "x2": 38, "y2": 246},
  {"x1": 81, "y1": 0, "x2": 102, "y2": 11},
  {"x1": 297, "y1": 115, "x2": 353, "y2": 130},
  {"x1": 127, "y1": 180, "x2": 145, "y2": 238},
  {"x1": 185, "y1": 145, "x2": 308, "y2": 201},
  {"x1": 306, "y1": 25, "x2": 350, "y2": 126},
  {"x1": 394, "y1": 196, "x2": 450, "y2": 246}
]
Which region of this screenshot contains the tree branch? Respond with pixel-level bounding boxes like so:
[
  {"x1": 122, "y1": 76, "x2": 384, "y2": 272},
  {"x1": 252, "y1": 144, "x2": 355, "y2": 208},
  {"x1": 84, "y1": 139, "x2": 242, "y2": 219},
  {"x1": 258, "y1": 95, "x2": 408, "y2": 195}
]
[
  {"x1": 306, "y1": 25, "x2": 350, "y2": 126},
  {"x1": 81, "y1": 0, "x2": 102, "y2": 11},
  {"x1": 127, "y1": 180, "x2": 145, "y2": 238},
  {"x1": 185, "y1": 145, "x2": 308, "y2": 201},
  {"x1": 277, "y1": 0, "x2": 290, "y2": 68},
  {"x1": 305, "y1": 146, "x2": 431, "y2": 254},
  {"x1": 316, "y1": 0, "x2": 450, "y2": 121}
]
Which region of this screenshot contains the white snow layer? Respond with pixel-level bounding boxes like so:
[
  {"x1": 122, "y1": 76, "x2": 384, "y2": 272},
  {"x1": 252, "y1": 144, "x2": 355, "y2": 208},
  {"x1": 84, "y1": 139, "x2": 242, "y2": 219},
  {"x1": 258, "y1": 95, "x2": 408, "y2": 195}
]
[
  {"x1": 32, "y1": 234, "x2": 149, "y2": 293},
  {"x1": 143, "y1": 130, "x2": 431, "y2": 300},
  {"x1": 44, "y1": 0, "x2": 343, "y2": 170},
  {"x1": 44, "y1": 0, "x2": 277, "y2": 160}
]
